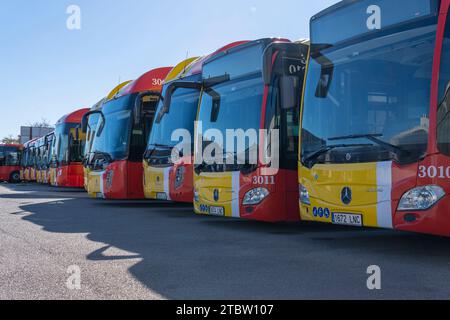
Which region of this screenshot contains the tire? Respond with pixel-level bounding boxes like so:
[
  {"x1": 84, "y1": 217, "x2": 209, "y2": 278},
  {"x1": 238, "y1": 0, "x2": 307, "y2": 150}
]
[{"x1": 9, "y1": 171, "x2": 21, "y2": 184}]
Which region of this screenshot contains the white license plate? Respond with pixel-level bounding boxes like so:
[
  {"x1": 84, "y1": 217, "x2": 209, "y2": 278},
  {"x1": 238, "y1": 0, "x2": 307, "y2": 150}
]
[
  {"x1": 209, "y1": 206, "x2": 225, "y2": 216},
  {"x1": 332, "y1": 213, "x2": 363, "y2": 227},
  {"x1": 156, "y1": 192, "x2": 168, "y2": 200},
  {"x1": 96, "y1": 193, "x2": 104, "y2": 199}
]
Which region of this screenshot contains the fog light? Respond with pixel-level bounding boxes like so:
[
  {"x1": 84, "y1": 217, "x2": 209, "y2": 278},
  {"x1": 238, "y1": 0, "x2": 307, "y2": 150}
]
[
  {"x1": 243, "y1": 188, "x2": 269, "y2": 205},
  {"x1": 398, "y1": 185, "x2": 445, "y2": 211},
  {"x1": 299, "y1": 184, "x2": 311, "y2": 205},
  {"x1": 174, "y1": 166, "x2": 185, "y2": 189},
  {"x1": 194, "y1": 188, "x2": 199, "y2": 202},
  {"x1": 106, "y1": 170, "x2": 114, "y2": 189}
]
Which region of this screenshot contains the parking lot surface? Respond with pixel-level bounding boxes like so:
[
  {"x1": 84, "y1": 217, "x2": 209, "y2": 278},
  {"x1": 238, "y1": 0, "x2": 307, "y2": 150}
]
[{"x1": 1, "y1": 183, "x2": 450, "y2": 300}]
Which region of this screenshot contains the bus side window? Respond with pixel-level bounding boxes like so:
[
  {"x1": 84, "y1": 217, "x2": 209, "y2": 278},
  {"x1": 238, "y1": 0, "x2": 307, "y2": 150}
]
[{"x1": 438, "y1": 12, "x2": 450, "y2": 156}]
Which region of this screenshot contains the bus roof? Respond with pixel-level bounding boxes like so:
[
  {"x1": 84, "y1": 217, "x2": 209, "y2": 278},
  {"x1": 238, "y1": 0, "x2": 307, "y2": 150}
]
[
  {"x1": 163, "y1": 57, "x2": 200, "y2": 85},
  {"x1": 311, "y1": 0, "x2": 354, "y2": 21},
  {"x1": 0, "y1": 144, "x2": 22, "y2": 149},
  {"x1": 106, "y1": 81, "x2": 133, "y2": 100},
  {"x1": 56, "y1": 108, "x2": 90, "y2": 125},
  {"x1": 116, "y1": 67, "x2": 173, "y2": 98}
]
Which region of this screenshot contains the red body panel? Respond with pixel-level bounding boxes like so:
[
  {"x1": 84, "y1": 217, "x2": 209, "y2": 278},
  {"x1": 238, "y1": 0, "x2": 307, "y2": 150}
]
[
  {"x1": 240, "y1": 168, "x2": 300, "y2": 222},
  {"x1": 56, "y1": 164, "x2": 84, "y2": 188},
  {"x1": 391, "y1": 2, "x2": 450, "y2": 236},
  {"x1": 0, "y1": 166, "x2": 20, "y2": 182},
  {"x1": 101, "y1": 160, "x2": 145, "y2": 199},
  {"x1": 393, "y1": 154, "x2": 450, "y2": 236},
  {"x1": 168, "y1": 156, "x2": 194, "y2": 203}
]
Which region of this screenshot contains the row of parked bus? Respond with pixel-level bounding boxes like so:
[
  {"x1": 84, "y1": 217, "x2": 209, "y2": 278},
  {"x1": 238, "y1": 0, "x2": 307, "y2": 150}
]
[{"x1": 3, "y1": 0, "x2": 450, "y2": 237}]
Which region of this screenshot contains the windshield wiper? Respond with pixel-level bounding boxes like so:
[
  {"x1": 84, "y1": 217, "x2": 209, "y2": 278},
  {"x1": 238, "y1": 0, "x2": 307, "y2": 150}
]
[
  {"x1": 302, "y1": 143, "x2": 372, "y2": 168},
  {"x1": 92, "y1": 151, "x2": 113, "y2": 162},
  {"x1": 203, "y1": 74, "x2": 230, "y2": 88},
  {"x1": 328, "y1": 133, "x2": 410, "y2": 158},
  {"x1": 144, "y1": 144, "x2": 173, "y2": 160}
]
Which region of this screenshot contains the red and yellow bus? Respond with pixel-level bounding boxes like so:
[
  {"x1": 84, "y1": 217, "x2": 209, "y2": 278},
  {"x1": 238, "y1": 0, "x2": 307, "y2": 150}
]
[
  {"x1": 193, "y1": 38, "x2": 309, "y2": 222},
  {"x1": 35, "y1": 137, "x2": 46, "y2": 184},
  {"x1": 0, "y1": 144, "x2": 22, "y2": 183},
  {"x1": 40, "y1": 132, "x2": 55, "y2": 184},
  {"x1": 143, "y1": 57, "x2": 201, "y2": 202},
  {"x1": 82, "y1": 81, "x2": 132, "y2": 190},
  {"x1": 49, "y1": 108, "x2": 89, "y2": 188},
  {"x1": 84, "y1": 67, "x2": 171, "y2": 199},
  {"x1": 299, "y1": 0, "x2": 450, "y2": 237},
  {"x1": 21, "y1": 139, "x2": 37, "y2": 182}
]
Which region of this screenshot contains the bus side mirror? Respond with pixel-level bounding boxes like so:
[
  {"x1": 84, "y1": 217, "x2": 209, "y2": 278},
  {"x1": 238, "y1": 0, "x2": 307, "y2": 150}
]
[
  {"x1": 156, "y1": 82, "x2": 201, "y2": 124},
  {"x1": 134, "y1": 98, "x2": 143, "y2": 126},
  {"x1": 280, "y1": 76, "x2": 299, "y2": 110},
  {"x1": 314, "y1": 53, "x2": 334, "y2": 98},
  {"x1": 81, "y1": 115, "x2": 89, "y2": 133}
]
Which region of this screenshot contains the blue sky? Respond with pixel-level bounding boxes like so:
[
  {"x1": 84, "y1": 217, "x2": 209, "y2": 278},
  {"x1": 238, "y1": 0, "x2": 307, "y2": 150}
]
[{"x1": 0, "y1": 0, "x2": 337, "y2": 139}]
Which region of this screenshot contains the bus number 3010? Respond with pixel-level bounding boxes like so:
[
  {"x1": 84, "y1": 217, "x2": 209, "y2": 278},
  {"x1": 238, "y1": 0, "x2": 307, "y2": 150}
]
[{"x1": 418, "y1": 166, "x2": 450, "y2": 179}]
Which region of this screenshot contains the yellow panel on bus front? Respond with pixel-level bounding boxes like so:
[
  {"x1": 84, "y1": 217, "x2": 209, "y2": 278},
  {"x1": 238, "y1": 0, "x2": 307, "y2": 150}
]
[
  {"x1": 143, "y1": 162, "x2": 170, "y2": 200},
  {"x1": 194, "y1": 172, "x2": 237, "y2": 218},
  {"x1": 87, "y1": 171, "x2": 104, "y2": 198},
  {"x1": 299, "y1": 162, "x2": 394, "y2": 229}
]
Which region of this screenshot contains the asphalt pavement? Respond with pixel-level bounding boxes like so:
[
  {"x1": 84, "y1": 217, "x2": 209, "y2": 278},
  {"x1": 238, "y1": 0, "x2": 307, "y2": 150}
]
[{"x1": 1, "y1": 183, "x2": 450, "y2": 300}]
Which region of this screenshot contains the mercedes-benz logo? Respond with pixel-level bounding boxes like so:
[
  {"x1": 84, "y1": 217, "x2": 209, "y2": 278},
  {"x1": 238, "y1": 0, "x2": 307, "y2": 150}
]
[
  {"x1": 341, "y1": 187, "x2": 352, "y2": 205},
  {"x1": 213, "y1": 189, "x2": 219, "y2": 202}
]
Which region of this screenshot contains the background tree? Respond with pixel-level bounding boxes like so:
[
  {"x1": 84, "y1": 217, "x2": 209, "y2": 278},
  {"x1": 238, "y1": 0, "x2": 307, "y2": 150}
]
[
  {"x1": 27, "y1": 118, "x2": 52, "y2": 128},
  {"x1": 2, "y1": 135, "x2": 20, "y2": 144}
]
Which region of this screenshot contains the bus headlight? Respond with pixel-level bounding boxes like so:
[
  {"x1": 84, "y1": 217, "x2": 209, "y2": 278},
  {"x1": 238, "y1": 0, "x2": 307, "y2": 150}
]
[
  {"x1": 174, "y1": 166, "x2": 185, "y2": 189},
  {"x1": 243, "y1": 188, "x2": 269, "y2": 205},
  {"x1": 299, "y1": 184, "x2": 311, "y2": 205},
  {"x1": 194, "y1": 188, "x2": 199, "y2": 202},
  {"x1": 398, "y1": 186, "x2": 445, "y2": 211}
]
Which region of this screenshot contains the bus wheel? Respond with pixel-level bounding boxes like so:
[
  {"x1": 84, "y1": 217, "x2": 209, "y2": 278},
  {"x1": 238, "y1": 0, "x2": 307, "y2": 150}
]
[{"x1": 10, "y1": 172, "x2": 21, "y2": 184}]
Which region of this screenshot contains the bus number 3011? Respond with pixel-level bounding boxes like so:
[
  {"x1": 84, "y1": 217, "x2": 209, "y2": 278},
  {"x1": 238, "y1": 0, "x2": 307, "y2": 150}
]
[
  {"x1": 418, "y1": 166, "x2": 450, "y2": 179},
  {"x1": 252, "y1": 176, "x2": 275, "y2": 185}
]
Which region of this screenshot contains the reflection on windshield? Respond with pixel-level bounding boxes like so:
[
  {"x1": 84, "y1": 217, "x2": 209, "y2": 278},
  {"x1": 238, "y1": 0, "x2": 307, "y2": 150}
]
[
  {"x1": 302, "y1": 23, "x2": 437, "y2": 164},
  {"x1": 91, "y1": 94, "x2": 136, "y2": 161},
  {"x1": 197, "y1": 75, "x2": 263, "y2": 164},
  {"x1": 147, "y1": 88, "x2": 199, "y2": 150},
  {"x1": 84, "y1": 113, "x2": 100, "y2": 159},
  {"x1": 0, "y1": 147, "x2": 20, "y2": 166},
  {"x1": 54, "y1": 123, "x2": 79, "y2": 165}
]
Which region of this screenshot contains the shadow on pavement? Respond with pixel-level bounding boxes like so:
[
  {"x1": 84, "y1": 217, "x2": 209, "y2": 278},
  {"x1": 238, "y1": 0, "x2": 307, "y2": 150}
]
[{"x1": 11, "y1": 184, "x2": 450, "y2": 299}]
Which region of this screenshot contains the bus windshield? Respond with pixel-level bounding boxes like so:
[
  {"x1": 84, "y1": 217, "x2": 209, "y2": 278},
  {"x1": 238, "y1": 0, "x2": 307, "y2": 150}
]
[
  {"x1": 197, "y1": 43, "x2": 265, "y2": 171},
  {"x1": 147, "y1": 85, "x2": 200, "y2": 150},
  {"x1": 91, "y1": 94, "x2": 137, "y2": 161},
  {"x1": 84, "y1": 113, "x2": 101, "y2": 160},
  {"x1": 302, "y1": 16, "x2": 438, "y2": 166},
  {"x1": 0, "y1": 146, "x2": 21, "y2": 167},
  {"x1": 54, "y1": 123, "x2": 81, "y2": 165}
]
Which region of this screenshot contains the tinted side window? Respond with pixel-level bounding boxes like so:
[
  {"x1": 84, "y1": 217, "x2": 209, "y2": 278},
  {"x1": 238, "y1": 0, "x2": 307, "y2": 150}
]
[{"x1": 438, "y1": 12, "x2": 450, "y2": 155}]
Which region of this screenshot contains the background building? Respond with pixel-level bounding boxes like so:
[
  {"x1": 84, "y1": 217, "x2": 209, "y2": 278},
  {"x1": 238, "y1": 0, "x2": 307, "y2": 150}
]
[{"x1": 19, "y1": 126, "x2": 54, "y2": 144}]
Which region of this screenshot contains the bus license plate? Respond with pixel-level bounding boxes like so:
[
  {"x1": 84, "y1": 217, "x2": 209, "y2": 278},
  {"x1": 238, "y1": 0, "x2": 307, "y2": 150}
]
[
  {"x1": 156, "y1": 193, "x2": 168, "y2": 200},
  {"x1": 209, "y1": 206, "x2": 224, "y2": 216},
  {"x1": 332, "y1": 213, "x2": 363, "y2": 227}
]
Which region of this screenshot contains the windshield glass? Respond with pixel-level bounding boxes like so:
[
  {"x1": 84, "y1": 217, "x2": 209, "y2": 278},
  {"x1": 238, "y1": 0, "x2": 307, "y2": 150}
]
[
  {"x1": 198, "y1": 75, "x2": 263, "y2": 165},
  {"x1": 91, "y1": 94, "x2": 136, "y2": 161},
  {"x1": 54, "y1": 123, "x2": 80, "y2": 165},
  {"x1": 197, "y1": 43, "x2": 265, "y2": 170},
  {"x1": 147, "y1": 86, "x2": 200, "y2": 150},
  {"x1": 84, "y1": 113, "x2": 101, "y2": 159},
  {"x1": 0, "y1": 146, "x2": 21, "y2": 166},
  {"x1": 302, "y1": 18, "x2": 437, "y2": 165}
]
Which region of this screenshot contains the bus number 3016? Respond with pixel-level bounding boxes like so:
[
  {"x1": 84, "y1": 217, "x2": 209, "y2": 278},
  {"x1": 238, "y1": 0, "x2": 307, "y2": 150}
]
[{"x1": 418, "y1": 166, "x2": 450, "y2": 179}]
